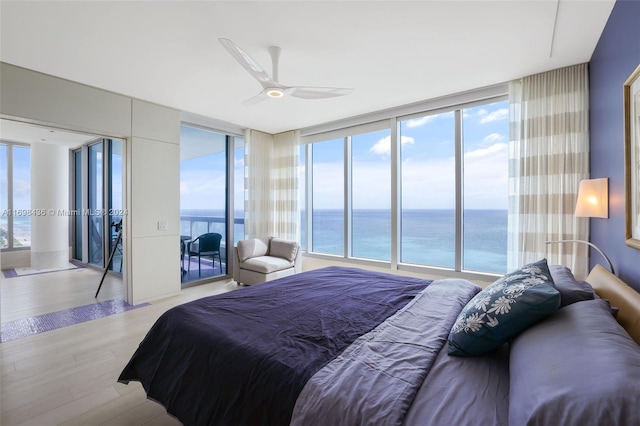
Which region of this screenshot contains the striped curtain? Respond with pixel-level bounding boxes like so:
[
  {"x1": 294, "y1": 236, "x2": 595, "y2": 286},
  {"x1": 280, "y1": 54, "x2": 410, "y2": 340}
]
[
  {"x1": 508, "y1": 63, "x2": 590, "y2": 278},
  {"x1": 244, "y1": 129, "x2": 300, "y2": 241}
]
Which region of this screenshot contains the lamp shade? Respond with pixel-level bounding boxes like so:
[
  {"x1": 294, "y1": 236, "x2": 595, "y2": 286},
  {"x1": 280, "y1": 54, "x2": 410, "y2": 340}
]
[{"x1": 575, "y1": 178, "x2": 608, "y2": 218}]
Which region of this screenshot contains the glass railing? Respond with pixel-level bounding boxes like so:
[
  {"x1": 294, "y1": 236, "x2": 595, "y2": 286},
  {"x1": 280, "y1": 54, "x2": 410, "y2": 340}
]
[
  {"x1": 179, "y1": 215, "x2": 245, "y2": 249},
  {"x1": 179, "y1": 215, "x2": 244, "y2": 282}
]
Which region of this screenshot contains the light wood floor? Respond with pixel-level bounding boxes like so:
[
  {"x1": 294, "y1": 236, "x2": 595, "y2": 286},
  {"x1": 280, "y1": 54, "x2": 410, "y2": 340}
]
[
  {"x1": 1, "y1": 266, "x2": 125, "y2": 324},
  {"x1": 1, "y1": 267, "x2": 238, "y2": 425},
  {"x1": 0, "y1": 258, "x2": 479, "y2": 425}
]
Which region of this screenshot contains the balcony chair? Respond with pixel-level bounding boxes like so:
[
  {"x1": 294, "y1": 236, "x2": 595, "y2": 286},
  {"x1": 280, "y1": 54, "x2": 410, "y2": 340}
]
[{"x1": 187, "y1": 232, "x2": 223, "y2": 276}]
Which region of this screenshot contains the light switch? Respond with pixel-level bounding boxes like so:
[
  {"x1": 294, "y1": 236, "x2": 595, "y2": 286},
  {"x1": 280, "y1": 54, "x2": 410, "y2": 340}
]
[{"x1": 158, "y1": 220, "x2": 168, "y2": 231}]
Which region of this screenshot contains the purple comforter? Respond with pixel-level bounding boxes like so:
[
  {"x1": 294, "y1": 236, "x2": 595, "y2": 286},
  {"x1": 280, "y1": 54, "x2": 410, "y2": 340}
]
[
  {"x1": 291, "y1": 278, "x2": 481, "y2": 426},
  {"x1": 118, "y1": 266, "x2": 435, "y2": 425}
]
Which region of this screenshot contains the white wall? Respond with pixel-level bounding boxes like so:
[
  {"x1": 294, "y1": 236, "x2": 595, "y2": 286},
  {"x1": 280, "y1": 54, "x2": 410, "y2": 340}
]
[
  {"x1": 30, "y1": 142, "x2": 70, "y2": 269},
  {"x1": 129, "y1": 100, "x2": 181, "y2": 302},
  {"x1": 0, "y1": 62, "x2": 182, "y2": 304}
]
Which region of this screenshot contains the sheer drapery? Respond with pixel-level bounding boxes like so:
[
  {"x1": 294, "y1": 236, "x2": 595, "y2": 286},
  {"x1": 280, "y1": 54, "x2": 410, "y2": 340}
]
[
  {"x1": 508, "y1": 63, "x2": 590, "y2": 278},
  {"x1": 244, "y1": 129, "x2": 300, "y2": 241}
]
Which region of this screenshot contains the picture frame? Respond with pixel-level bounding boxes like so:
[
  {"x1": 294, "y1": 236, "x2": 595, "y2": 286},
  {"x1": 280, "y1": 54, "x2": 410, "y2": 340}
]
[{"x1": 624, "y1": 64, "x2": 640, "y2": 249}]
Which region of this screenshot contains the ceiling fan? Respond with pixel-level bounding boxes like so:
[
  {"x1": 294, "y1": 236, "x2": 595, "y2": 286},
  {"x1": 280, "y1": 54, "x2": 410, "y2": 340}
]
[{"x1": 218, "y1": 38, "x2": 353, "y2": 106}]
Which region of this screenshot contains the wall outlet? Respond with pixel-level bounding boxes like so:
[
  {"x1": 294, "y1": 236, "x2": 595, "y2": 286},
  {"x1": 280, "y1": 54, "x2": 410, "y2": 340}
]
[{"x1": 158, "y1": 220, "x2": 168, "y2": 231}]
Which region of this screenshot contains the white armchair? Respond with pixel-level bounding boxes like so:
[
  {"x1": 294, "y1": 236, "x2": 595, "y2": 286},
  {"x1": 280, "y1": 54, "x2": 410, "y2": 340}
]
[{"x1": 233, "y1": 237, "x2": 302, "y2": 285}]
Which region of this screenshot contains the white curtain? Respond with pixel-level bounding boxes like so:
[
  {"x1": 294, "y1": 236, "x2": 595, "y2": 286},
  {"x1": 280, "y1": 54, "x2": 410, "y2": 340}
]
[
  {"x1": 244, "y1": 129, "x2": 300, "y2": 241},
  {"x1": 508, "y1": 63, "x2": 590, "y2": 278}
]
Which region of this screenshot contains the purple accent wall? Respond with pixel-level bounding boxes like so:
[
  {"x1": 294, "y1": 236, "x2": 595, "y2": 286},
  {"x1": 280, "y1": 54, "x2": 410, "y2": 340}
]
[{"x1": 589, "y1": 0, "x2": 640, "y2": 291}]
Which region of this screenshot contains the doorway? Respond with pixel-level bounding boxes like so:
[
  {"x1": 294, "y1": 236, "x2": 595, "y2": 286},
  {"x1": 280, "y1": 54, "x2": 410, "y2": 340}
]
[{"x1": 73, "y1": 138, "x2": 124, "y2": 273}]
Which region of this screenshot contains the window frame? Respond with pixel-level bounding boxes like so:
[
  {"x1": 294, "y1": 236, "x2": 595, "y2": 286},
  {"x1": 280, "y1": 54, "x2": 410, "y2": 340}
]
[
  {"x1": 300, "y1": 92, "x2": 509, "y2": 281},
  {"x1": 0, "y1": 141, "x2": 31, "y2": 251}
]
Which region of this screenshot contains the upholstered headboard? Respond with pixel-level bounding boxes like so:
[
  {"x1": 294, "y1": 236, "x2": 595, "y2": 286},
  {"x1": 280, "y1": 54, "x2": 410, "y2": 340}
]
[{"x1": 585, "y1": 264, "x2": 640, "y2": 345}]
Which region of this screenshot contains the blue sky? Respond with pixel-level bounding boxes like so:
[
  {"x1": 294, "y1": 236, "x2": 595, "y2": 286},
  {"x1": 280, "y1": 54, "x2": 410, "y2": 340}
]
[
  {"x1": 309, "y1": 99, "x2": 509, "y2": 210},
  {"x1": 179, "y1": 125, "x2": 244, "y2": 211},
  {"x1": 3, "y1": 101, "x2": 507, "y2": 216},
  {"x1": 1, "y1": 145, "x2": 31, "y2": 211},
  {"x1": 1, "y1": 141, "x2": 125, "y2": 213}
]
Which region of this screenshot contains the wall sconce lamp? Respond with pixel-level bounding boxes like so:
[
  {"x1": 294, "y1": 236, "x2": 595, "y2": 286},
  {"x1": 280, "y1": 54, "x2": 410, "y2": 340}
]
[
  {"x1": 546, "y1": 178, "x2": 615, "y2": 275},
  {"x1": 575, "y1": 177, "x2": 608, "y2": 218}
]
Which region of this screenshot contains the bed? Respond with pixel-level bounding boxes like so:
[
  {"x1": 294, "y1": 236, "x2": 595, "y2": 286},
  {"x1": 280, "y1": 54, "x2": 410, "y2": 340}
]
[{"x1": 118, "y1": 261, "x2": 640, "y2": 426}]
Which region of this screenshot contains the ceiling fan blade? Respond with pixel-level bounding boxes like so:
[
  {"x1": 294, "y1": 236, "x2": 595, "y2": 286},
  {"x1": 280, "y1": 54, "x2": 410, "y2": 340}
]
[
  {"x1": 219, "y1": 38, "x2": 275, "y2": 88},
  {"x1": 241, "y1": 91, "x2": 268, "y2": 107},
  {"x1": 288, "y1": 86, "x2": 353, "y2": 99}
]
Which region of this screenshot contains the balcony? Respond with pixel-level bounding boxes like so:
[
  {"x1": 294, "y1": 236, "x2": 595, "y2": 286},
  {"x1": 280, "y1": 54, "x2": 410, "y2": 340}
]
[{"x1": 180, "y1": 215, "x2": 245, "y2": 283}]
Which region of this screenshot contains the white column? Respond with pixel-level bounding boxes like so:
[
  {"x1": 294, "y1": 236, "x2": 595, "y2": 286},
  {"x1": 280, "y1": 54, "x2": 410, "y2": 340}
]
[{"x1": 30, "y1": 142, "x2": 69, "y2": 269}]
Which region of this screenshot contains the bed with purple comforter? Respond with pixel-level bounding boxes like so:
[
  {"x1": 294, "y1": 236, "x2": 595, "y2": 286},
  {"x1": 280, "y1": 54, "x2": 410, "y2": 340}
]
[{"x1": 119, "y1": 265, "x2": 640, "y2": 426}]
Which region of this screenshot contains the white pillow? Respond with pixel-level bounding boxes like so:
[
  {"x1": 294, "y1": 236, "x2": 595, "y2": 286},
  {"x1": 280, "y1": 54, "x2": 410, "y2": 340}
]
[
  {"x1": 237, "y1": 238, "x2": 269, "y2": 262},
  {"x1": 269, "y1": 238, "x2": 299, "y2": 262}
]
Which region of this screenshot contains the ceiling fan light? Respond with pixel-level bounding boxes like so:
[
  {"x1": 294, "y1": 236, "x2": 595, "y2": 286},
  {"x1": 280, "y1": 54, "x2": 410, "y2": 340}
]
[{"x1": 266, "y1": 88, "x2": 284, "y2": 98}]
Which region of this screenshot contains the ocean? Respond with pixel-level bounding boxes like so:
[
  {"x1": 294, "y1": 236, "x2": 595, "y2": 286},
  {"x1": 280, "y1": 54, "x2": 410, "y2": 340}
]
[{"x1": 305, "y1": 209, "x2": 507, "y2": 274}]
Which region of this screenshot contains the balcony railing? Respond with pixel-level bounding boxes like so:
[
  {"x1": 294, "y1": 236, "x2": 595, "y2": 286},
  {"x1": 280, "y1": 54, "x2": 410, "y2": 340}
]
[{"x1": 180, "y1": 215, "x2": 245, "y2": 248}]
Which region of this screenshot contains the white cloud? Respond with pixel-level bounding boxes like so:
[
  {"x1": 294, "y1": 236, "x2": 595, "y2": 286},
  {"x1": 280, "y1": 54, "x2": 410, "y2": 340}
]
[
  {"x1": 399, "y1": 142, "x2": 508, "y2": 209},
  {"x1": 405, "y1": 111, "x2": 454, "y2": 128},
  {"x1": 405, "y1": 115, "x2": 437, "y2": 128},
  {"x1": 482, "y1": 133, "x2": 505, "y2": 144},
  {"x1": 479, "y1": 108, "x2": 508, "y2": 124},
  {"x1": 464, "y1": 142, "x2": 507, "y2": 160},
  {"x1": 13, "y1": 178, "x2": 30, "y2": 193},
  {"x1": 462, "y1": 143, "x2": 509, "y2": 209},
  {"x1": 180, "y1": 169, "x2": 227, "y2": 209},
  {"x1": 370, "y1": 135, "x2": 414, "y2": 156},
  {"x1": 400, "y1": 157, "x2": 456, "y2": 209},
  {"x1": 180, "y1": 181, "x2": 190, "y2": 195}
]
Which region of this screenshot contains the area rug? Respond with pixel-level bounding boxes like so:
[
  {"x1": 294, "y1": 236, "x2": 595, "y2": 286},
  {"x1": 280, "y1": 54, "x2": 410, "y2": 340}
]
[
  {"x1": 0, "y1": 298, "x2": 149, "y2": 343},
  {"x1": 2, "y1": 260, "x2": 84, "y2": 279}
]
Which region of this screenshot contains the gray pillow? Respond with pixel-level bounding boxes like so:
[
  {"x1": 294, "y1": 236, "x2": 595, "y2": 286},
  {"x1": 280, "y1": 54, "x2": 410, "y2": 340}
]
[
  {"x1": 448, "y1": 259, "x2": 560, "y2": 357},
  {"x1": 269, "y1": 238, "x2": 299, "y2": 262},
  {"x1": 509, "y1": 299, "x2": 640, "y2": 426},
  {"x1": 549, "y1": 265, "x2": 595, "y2": 306}
]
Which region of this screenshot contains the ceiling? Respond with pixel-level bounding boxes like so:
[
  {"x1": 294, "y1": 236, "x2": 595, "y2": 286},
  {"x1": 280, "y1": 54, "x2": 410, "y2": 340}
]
[
  {"x1": 0, "y1": 119, "x2": 100, "y2": 148},
  {"x1": 0, "y1": 1, "x2": 615, "y2": 136}
]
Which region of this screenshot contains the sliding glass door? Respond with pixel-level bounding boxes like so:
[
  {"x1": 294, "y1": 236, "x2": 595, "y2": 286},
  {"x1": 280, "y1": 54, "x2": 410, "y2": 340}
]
[
  {"x1": 74, "y1": 138, "x2": 123, "y2": 273},
  {"x1": 88, "y1": 142, "x2": 103, "y2": 266},
  {"x1": 180, "y1": 125, "x2": 232, "y2": 284},
  {"x1": 107, "y1": 140, "x2": 123, "y2": 272}
]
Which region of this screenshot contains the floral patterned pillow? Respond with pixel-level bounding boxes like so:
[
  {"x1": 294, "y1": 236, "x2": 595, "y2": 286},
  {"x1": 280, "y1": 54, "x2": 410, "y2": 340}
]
[{"x1": 448, "y1": 259, "x2": 561, "y2": 357}]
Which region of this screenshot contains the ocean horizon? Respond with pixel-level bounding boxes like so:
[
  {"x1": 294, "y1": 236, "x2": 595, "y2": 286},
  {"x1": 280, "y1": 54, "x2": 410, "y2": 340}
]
[
  {"x1": 180, "y1": 208, "x2": 508, "y2": 274},
  {"x1": 3, "y1": 209, "x2": 507, "y2": 274}
]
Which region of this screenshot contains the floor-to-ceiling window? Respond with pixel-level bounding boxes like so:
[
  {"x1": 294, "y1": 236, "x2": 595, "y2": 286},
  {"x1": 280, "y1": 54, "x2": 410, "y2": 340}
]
[
  {"x1": 311, "y1": 138, "x2": 344, "y2": 256},
  {"x1": 0, "y1": 143, "x2": 7, "y2": 249},
  {"x1": 180, "y1": 124, "x2": 241, "y2": 284},
  {"x1": 88, "y1": 142, "x2": 103, "y2": 266},
  {"x1": 72, "y1": 149, "x2": 82, "y2": 260},
  {"x1": 0, "y1": 142, "x2": 31, "y2": 250},
  {"x1": 400, "y1": 111, "x2": 456, "y2": 268},
  {"x1": 299, "y1": 144, "x2": 307, "y2": 252},
  {"x1": 74, "y1": 138, "x2": 124, "y2": 273},
  {"x1": 462, "y1": 100, "x2": 509, "y2": 273},
  {"x1": 107, "y1": 140, "x2": 123, "y2": 272},
  {"x1": 351, "y1": 129, "x2": 391, "y2": 261},
  {"x1": 301, "y1": 94, "x2": 509, "y2": 276},
  {"x1": 233, "y1": 137, "x2": 245, "y2": 245}
]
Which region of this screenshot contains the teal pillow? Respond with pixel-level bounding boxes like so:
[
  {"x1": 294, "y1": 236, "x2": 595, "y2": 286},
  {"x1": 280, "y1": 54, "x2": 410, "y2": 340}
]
[{"x1": 448, "y1": 259, "x2": 561, "y2": 357}]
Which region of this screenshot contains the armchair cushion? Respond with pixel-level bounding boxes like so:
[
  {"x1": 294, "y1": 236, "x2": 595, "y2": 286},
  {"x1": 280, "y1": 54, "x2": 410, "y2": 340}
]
[
  {"x1": 242, "y1": 256, "x2": 295, "y2": 274},
  {"x1": 237, "y1": 238, "x2": 269, "y2": 262},
  {"x1": 269, "y1": 238, "x2": 299, "y2": 262}
]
